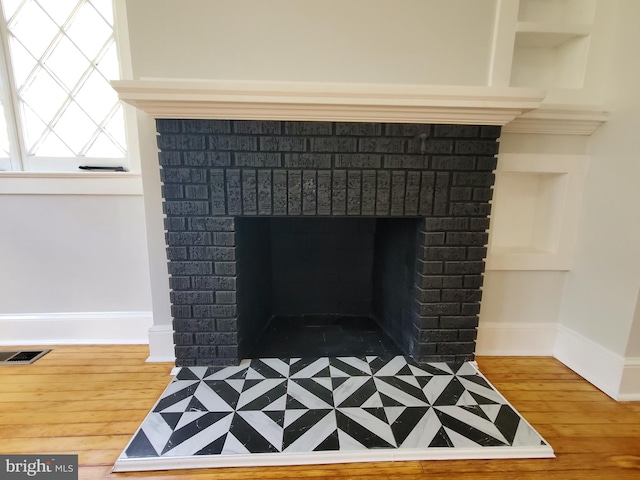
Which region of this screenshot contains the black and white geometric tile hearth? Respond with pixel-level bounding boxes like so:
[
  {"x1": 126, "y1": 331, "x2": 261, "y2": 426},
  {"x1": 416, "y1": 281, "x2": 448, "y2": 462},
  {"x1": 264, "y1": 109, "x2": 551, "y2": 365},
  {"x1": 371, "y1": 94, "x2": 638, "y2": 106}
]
[{"x1": 115, "y1": 356, "x2": 552, "y2": 471}]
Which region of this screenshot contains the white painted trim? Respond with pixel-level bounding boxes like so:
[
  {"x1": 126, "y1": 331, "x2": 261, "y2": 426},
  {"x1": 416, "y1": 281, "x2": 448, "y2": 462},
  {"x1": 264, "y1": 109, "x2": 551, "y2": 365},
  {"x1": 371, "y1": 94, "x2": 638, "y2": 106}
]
[
  {"x1": 0, "y1": 172, "x2": 143, "y2": 195},
  {"x1": 113, "y1": 443, "x2": 553, "y2": 472},
  {"x1": 553, "y1": 324, "x2": 625, "y2": 400},
  {"x1": 618, "y1": 358, "x2": 640, "y2": 401},
  {"x1": 147, "y1": 324, "x2": 176, "y2": 363},
  {"x1": 112, "y1": 79, "x2": 544, "y2": 126},
  {"x1": 476, "y1": 322, "x2": 557, "y2": 356},
  {"x1": 502, "y1": 105, "x2": 609, "y2": 136},
  {"x1": 0, "y1": 311, "x2": 153, "y2": 345}
]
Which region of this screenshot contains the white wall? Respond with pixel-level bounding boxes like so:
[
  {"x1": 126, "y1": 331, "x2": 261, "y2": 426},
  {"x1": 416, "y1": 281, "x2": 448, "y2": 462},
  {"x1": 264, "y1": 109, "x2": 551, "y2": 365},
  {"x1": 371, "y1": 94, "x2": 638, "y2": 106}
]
[
  {"x1": 0, "y1": 193, "x2": 153, "y2": 343},
  {"x1": 558, "y1": 0, "x2": 640, "y2": 357},
  {"x1": 125, "y1": 0, "x2": 496, "y2": 85}
]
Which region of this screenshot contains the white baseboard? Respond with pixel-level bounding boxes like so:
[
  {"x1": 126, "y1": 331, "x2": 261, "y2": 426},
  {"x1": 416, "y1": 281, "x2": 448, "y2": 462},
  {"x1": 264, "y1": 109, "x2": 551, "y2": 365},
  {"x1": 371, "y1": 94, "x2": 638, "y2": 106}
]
[
  {"x1": 618, "y1": 358, "x2": 640, "y2": 401},
  {"x1": 147, "y1": 324, "x2": 176, "y2": 363},
  {"x1": 476, "y1": 322, "x2": 557, "y2": 356},
  {"x1": 0, "y1": 311, "x2": 153, "y2": 345},
  {"x1": 553, "y1": 324, "x2": 626, "y2": 400}
]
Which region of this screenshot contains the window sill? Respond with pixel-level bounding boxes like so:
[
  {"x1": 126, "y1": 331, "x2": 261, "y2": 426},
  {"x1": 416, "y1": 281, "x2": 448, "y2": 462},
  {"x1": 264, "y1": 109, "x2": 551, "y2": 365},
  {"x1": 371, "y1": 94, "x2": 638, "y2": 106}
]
[{"x1": 0, "y1": 172, "x2": 143, "y2": 195}]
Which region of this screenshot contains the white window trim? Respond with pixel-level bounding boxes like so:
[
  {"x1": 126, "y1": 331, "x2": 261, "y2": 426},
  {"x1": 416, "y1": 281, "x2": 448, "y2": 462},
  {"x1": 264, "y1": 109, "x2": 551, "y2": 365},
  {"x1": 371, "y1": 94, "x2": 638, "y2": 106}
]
[{"x1": 0, "y1": 0, "x2": 143, "y2": 188}]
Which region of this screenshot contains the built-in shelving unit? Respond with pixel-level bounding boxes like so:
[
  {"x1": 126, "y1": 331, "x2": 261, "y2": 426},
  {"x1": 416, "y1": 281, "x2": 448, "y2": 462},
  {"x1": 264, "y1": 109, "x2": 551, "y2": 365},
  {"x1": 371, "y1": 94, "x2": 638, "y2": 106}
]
[{"x1": 510, "y1": 0, "x2": 596, "y2": 90}]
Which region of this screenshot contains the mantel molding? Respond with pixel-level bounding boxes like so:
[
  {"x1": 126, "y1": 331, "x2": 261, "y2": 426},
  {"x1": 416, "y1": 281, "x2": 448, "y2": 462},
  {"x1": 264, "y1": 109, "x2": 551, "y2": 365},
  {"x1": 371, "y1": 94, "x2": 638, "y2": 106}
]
[
  {"x1": 503, "y1": 105, "x2": 610, "y2": 136},
  {"x1": 112, "y1": 79, "x2": 544, "y2": 126}
]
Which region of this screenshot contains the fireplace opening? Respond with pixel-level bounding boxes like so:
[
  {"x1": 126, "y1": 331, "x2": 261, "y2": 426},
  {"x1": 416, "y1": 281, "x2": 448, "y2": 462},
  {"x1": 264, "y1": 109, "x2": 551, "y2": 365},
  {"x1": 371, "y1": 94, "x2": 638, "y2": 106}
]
[{"x1": 235, "y1": 217, "x2": 420, "y2": 358}]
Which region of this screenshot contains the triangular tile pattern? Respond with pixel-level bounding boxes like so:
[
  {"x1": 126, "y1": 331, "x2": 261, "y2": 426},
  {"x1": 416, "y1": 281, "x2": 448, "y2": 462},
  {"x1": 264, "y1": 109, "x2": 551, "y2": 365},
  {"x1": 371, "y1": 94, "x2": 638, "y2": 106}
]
[{"x1": 121, "y1": 356, "x2": 548, "y2": 462}]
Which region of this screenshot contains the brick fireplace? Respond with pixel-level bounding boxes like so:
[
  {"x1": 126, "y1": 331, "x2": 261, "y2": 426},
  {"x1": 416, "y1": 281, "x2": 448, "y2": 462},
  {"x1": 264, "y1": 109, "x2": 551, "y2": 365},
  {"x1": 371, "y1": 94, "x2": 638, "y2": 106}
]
[{"x1": 156, "y1": 120, "x2": 499, "y2": 367}]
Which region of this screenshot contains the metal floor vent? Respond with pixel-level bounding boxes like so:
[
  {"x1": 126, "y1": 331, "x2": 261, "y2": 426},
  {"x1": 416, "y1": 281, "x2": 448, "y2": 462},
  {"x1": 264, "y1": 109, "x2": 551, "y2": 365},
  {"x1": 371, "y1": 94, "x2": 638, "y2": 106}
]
[{"x1": 0, "y1": 350, "x2": 50, "y2": 365}]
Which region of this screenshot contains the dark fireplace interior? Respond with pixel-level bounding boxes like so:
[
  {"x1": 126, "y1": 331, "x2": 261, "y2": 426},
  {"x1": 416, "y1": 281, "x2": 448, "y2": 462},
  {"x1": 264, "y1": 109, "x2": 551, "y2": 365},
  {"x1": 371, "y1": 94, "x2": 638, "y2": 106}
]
[
  {"x1": 234, "y1": 217, "x2": 419, "y2": 358},
  {"x1": 158, "y1": 119, "x2": 499, "y2": 367}
]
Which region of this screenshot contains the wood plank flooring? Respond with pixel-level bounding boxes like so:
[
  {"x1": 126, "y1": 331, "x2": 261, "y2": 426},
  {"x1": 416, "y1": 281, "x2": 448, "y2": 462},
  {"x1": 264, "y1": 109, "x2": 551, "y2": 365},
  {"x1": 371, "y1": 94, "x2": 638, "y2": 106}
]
[{"x1": 0, "y1": 345, "x2": 638, "y2": 479}]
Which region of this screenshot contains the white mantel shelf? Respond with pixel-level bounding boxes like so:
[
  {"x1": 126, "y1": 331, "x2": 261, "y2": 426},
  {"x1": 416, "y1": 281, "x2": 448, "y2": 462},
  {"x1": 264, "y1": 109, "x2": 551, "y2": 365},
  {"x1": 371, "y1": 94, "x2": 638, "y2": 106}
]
[{"x1": 112, "y1": 79, "x2": 545, "y2": 127}]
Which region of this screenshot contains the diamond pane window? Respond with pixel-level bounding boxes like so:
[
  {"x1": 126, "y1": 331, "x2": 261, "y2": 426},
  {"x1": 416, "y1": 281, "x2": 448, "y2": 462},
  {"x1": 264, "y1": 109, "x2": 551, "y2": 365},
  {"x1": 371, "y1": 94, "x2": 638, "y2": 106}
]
[{"x1": 2, "y1": 0, "x2": 126, "y2": 159}]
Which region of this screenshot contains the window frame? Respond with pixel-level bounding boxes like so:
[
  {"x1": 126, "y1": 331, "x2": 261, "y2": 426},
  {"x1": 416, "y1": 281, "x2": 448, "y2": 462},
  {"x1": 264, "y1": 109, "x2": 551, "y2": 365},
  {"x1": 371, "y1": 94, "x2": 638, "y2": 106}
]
[{"x1": 0, "y1": 0, "x2": 136, "y2": 174}]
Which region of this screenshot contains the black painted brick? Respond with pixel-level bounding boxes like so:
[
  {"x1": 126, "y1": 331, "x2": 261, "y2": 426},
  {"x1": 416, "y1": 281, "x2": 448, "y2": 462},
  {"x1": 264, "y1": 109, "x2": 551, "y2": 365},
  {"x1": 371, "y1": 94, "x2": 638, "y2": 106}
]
[
  {"x1": 415, "y1": 274, "x2": 442, "y2": 289},
  {"x1": 260, "y1": 136, "x2": 306, "y2": 152},
  {"x1": 332, "y1": 170, "x2": 346, "y2": 215},
  {"x1": 194, "y1": 332, "x2": 238, "y2": 345},
  {"x1": 473, "y1": 187, "x2": 493, "y2": 202},
  {"x1": 166, "y1": 232, "x2": 212, "y2": 246},
  {"x1": 432, "y1": 156, "x2": 476, "y2": 170},
  {"x1": 416, "y1": 316, "x2": 439, "y2": 329},
  {"x1": 158, "y1": 134, "x2": 205, "y2": 150},
  {"x1": 168, "y1": 262, "x2": 213, "y2": 276},
  {"x1": 385, "y1": 124, "x2": 432, "y2": 137},
  {"x1": 171, "y1": 291, "x2": 215, "y2": 305},
  {"x1": 458, "y1": 329, "x2": 478, "y2": 342},
  {"x1": 421, "y1": 217, "x2": 469, "y2": 231},
  {"x1": 156, "y1": 119, "x2": 182, "y2": 133},
  {"x1": 226, "y1": 169, "x2": 242, "y2": 215},
  {"x1": 467, "y1": 247, "x2": 488, "y2": 260},
  {"x1": 216, "y1": 318, "x2": 238, "y2": 331},
  {"x1": 209, "y1": 135, "x2": 257, "y2": 151},
  {"x1": 449, "y1": 187, "x2": 472, "y2": 201},
  {"x1": 476, "y1": 156, "x2": 498, "y2": 171},
  {"x1": 161, "y1": 168, "x2": 207, "y2": 184},
  {"x1": 284, "y1": 122, "x2": 332, "y2": 135},
  {"x1": 450, "y1": 203, "x2": 492, "y2": 217},
  {"x1": 214, "y1": 262, "x2": 237, "y2": 276},
  {"x1": 216, "y1": 291, "x2": 237, "y2": 304},
  {"x1": 164, "y1": 201, "x2": 209, "y2": 216},
  {"x1": 437, "y1": 342, "x2": 475, "y2": 355},
  {"x1": 210, "y1": 170, "x2": 226, "y2": 215},
  {"x1": 273, "y1": 170, "x2": 288, "y2": 215},
  {"x1": 454, "y1": 140, "x2": 499, "y2": 155},
  {"x1": 174, "y1": 319, "x2": 215, "y2": 332},
  {"x1": 419, "y1": 329, "x2": 459, "y2": 342},
  {"x1": 390, "y1": 171, "x2": 406, "y2": 215},
  {"x1": 174, "y1": 332, "x2": 194, "y2": 345},
  {"x1": 361, "y1": 170, "x2": 376, "y2": 215},
  {"x1": 189, "y1": 246, "x2": 236, "y2": 261},
  {"x1": 185, "y1": 185, "x2": 209, "y2": 199},
  {"x1": 162, "y1": 184, "x2": 183, "y2": 199},
  {"x1": 335, "y1": 154, "x2": 381, "y2": 168},
  {"x1": 359, "y1": 138, "x2": 405, "y2": 153},
  {"x1": 310, "y1": 138, "x2": 357, "y2": 152},
  {"x1": 166, "y1": 247, "x2": 187, "y2": 260},
  {"x1": 416, "y1": 302, "x2": 460, "y2": 316},
  {"x1": 188, "y1": 217, "x2": 235, "y2": 232},
  {"x1": 169, "y1": 276, "x2": 190, "y2": 290},
  {"x1": 407, "y1": 139, "x2": 453, "y2": 155},
  {"x1": 193, "y1": 305, "x2": 237, "y2": 318},
  {"x1": 158, "y1": 151, "x2": 181, "y2": 166},
  {"x1": 419, "y1": 171, "x2": 435, "y2": 216},
  {"x1": 217, "y1": 345, "x2": 240, "y2": 358},
  {"x1": 441, "y1": 289, "x2": 482, "y2": 302},
  {"x1": 347, "y1": 170, "x2": 361, "y2": 215},
  {"x1": 469, "y1": 218, "x2": 491, "y2": 231},
  {"x1": 213, "y1": 232, "x2": 235, "y2": 246},
  {"x1": 461, "y1": 303, "x2": 481, "y2": 315},
  {"x1": 284, "y1": 154, "x2": 331, "y2": 169},
  {"x1": 440, "y1": 316, "x2": 479, "y2": 329},
  {"x1": 184, "y1": 152, "x2": 231, "y2": 167},
  {"x1": 420, "y1": 246, "x2": 466, "y2": 261},
  {"x1": 375, "y1": 171, "x2": 390, "y2": 215},
  {"x1": 446, "y1": 232, "x2": 489, "y2": 246},
  {"x1": 171, "y1": 305, "x2": 192, "y2": 318},
  {"x1": 464, "y1": 275, "x2": 484, "y2": 288},
  {"x1": 184, "y1": 120, "x2": 231, "y2": 134},
  {"x1": 242, "y1": 169, "x2": 258, "y2": 215},
  {"x1": 433, "y1": 172, "x2": 450, "y2": 216},
  {"x1": 416, "y1": 288, "x2": 441, "y2": 302},
  {"x1": 453, "y1": 172, "x2": 495, "y2": 187},
  {"x1": 417, "y1": 260, "x2": 443, "y2": 274},
  {"x1": 444, "y1": 261, "x2": 485, "y2": 275},
  {"x1": 317, "y1": 171, "x2": 332, "y2": 215},
  {"x1": 258, "y1": 170, "x2": 272, "y2": 215},
  {"x1": 433, "y1": 125, "x2": 479, "y2": 137},
  {"x1": 420, "y1": 232, "x2": 445, "y2": 246},
  {"x1": 288, "y1": 170, "x2": 302, "y2": 215},
  {"x1": 384, "y1": 155, "x2": 427, "y2": 169},
  {"x1": 234, "y1": 153, "x2": 281, "y2": 167},
  {"x1": 303, "y1": 170, "x2": 317, "y2": 215},
  {"x1": 336, "y1": 123, "x2": 382, "y2": 136},
  {"x1": 165, "y1": 217, "x2": 186, "y2": 231},
  {"x1": 480, "y1": 126, "x2": 502, "y2": 139},
  {"x1": 233, "y1": 120, "x2": 281, "y2": 135}
]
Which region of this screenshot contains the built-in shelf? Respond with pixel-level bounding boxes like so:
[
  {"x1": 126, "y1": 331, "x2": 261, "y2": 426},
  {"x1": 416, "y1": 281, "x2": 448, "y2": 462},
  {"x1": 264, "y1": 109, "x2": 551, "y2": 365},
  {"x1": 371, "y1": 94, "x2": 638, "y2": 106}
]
[
  {"x1": 509, "y1": 0, "x2": 595, "y2": 92},
  {"x1": 486, "y1": 154, "x2": 588, "y2": 271}
]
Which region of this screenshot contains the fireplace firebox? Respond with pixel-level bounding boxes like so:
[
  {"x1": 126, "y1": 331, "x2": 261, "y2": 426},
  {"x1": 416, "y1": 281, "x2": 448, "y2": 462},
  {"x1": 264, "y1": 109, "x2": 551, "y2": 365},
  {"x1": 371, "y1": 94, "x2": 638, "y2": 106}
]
[{"x1": 157, "y1": 120, "x2": 499, "y2": 367}]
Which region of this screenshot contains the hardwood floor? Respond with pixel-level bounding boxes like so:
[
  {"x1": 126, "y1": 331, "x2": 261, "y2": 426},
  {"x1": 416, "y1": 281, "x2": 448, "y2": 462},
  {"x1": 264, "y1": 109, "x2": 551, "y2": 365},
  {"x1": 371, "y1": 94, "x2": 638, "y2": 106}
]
[{"x1": 0, "y1": 345, "x2": 638, "y2": 479}]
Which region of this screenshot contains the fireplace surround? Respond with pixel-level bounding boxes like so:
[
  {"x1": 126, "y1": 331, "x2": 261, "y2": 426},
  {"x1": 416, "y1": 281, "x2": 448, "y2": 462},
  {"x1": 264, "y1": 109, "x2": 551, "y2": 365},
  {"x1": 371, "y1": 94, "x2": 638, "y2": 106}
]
[{"x1": 157, "y1": 120, "x2": 499, "y2": 367}]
